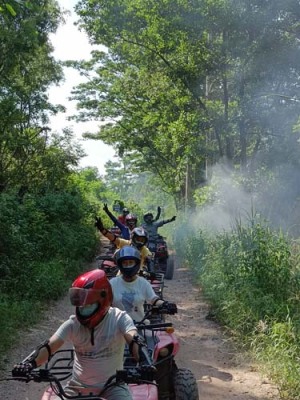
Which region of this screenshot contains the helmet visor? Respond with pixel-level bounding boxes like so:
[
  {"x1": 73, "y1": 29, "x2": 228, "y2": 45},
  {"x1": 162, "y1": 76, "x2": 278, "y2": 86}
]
[
  {"x1": 134, "y1": 236, "x2": 147, "y2": 245},
  {"x1": 69, "y1": 288, "x2": 100, "y2": 306},
  {"x1": 121, "y1": 259, "x2": 136, "y2": 268},
  {"x1": 78, "y1": 303, "x2": 99, "y2": 317}
]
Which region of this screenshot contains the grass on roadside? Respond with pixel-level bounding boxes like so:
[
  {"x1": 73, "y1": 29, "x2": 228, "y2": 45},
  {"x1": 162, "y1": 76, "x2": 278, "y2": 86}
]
[{"x1": 174, "y1": 215, "x2": 300, "y2": 400}]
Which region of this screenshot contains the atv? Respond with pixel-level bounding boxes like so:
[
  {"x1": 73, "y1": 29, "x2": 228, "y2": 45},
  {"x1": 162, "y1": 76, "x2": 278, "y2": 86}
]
[
  {"x1": 3, "y1": 348, "x2": 157, "y2": 400},
  {"x1": 130, "y1": 304, "x2": 199, "y2": 400},
  {"x1": 147, "y1": 235, "x2": 175, "y2": 280},
  {"x1": 2, "y1": 306, "x2": 199, "y2": 400}
]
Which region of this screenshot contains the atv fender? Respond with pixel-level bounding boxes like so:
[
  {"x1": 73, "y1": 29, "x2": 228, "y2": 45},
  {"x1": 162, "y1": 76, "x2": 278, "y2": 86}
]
[{"x1": 129, "y1": 383, "x2": 158, "y2": 399}]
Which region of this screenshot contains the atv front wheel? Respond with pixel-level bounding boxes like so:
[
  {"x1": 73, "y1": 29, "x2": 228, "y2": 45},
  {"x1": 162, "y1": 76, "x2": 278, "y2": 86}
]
[{"x1": 172, "y1": 368, "x2": 199, "y2": 400}]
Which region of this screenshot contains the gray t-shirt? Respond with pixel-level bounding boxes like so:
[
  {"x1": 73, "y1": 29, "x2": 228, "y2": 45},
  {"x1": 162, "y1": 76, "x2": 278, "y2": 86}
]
[
  {"x1": 110, "y1": 276, "x2": 158, "y2": 322},
  {"x1": 54, "y1": 307, "x2": 135, "y2": 389},
  {"x1": 142, "y1": 221, "x2": 164, "y2": 240}
]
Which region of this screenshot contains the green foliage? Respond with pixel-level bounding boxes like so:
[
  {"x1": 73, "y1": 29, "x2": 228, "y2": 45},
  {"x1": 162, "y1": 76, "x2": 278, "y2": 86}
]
[
  {"x1": 174, "y1": 213, "x2": 300, "y2": 397},
  {"x1": 0, "y1": 296, "x2": 43, "y2": 355},
  {"x1": 0, "y1": 0, "x2": 65, "y2": 191},
  {"x1": 72, "y1": 0, "x2": 300, "y2": 208},
  {"x1": 0, "y1": 187, "x2": 99, "y2": 359},
  {"x1": 251, "y1": 318, "x2": 300, "y2": 399}
]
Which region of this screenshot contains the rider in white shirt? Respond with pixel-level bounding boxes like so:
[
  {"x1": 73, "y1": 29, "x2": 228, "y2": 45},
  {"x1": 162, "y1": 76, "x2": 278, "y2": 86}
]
[
  {"x1": 110, "y1": 246, "x2": 176, "y2": 322},
  {"x1": 12, "y1": 269, "x2": 145, "y2": 400}
]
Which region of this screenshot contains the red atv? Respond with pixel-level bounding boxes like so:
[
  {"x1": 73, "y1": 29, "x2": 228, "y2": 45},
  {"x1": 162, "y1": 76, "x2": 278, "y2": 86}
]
[
  {"x1": 3, "y1": 306, "x2": 199, "y2": 400},
  {"x1": 147, "y1": 235, "x2": 175, "y2": 280},
  {"x1": 127, "y1": 303, "x2": 199, "y2": 400}
]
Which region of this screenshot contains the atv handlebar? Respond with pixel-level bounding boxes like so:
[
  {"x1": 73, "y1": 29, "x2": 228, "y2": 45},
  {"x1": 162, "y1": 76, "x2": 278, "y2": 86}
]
[
  {"x1": 9, "y1": 364, "x2": 156, "y2": 384},
  {"x1": 137, "y1": 303, "x2": 177, "y2": 326},
  {"x1": 3, "y1": 349, "x2": 156, "y2": 400}
]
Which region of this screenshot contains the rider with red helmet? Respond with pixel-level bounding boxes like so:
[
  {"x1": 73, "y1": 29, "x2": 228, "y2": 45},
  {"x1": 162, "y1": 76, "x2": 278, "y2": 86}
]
[
  {"x1": 117, "y1": 207, "x2": 129, "y2": 224},
  {"x1": 12, "y1": 269, "x2": 142, "y2": 400},
  {"x1": 103, "y1": 204, "x2": 137, "y2": 240},
  {"x1": 125, "y1": 213, "x2": 138, "y2": 231}
]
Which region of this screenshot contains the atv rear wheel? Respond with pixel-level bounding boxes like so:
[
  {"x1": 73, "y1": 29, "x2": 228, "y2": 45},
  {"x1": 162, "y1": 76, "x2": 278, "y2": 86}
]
[
  {"x1": 172, "y1": 368, "x2": 199, "y2": 400},
  {"x1": 164, "y1": 254, "x2": 174, "y2": 280}
]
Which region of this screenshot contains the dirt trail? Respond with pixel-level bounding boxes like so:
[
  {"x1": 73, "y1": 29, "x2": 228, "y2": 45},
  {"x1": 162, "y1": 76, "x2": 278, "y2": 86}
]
[{"x1": 0, "y1": 247, "x2": 280, "y2": 400}]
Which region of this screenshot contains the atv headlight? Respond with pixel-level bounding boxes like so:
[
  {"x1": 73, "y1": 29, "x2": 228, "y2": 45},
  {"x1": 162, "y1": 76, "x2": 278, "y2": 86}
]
[{"x1": 159, "y1": 348, "x2": 170, "y2": 357}]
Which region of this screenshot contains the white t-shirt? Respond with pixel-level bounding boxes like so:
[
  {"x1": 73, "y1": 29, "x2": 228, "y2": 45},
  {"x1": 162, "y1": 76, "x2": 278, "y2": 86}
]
[
  {"x1": 110, "y1": 276, "x2": 158, "y2": 322},
  {"x1": 54, "y1": 307, "x2": 135, "y2": 389}
]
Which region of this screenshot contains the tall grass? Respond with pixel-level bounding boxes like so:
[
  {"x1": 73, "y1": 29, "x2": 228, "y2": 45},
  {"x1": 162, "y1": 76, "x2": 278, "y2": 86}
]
[{"x1": 175, "y1": 215, "x2": 300, "y2": 399}]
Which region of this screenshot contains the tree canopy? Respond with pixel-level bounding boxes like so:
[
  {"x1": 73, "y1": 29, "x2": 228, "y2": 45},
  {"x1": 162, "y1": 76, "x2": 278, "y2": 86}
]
[{"x1": 71, "y1": 0, "x2": 300, "y2": 208}]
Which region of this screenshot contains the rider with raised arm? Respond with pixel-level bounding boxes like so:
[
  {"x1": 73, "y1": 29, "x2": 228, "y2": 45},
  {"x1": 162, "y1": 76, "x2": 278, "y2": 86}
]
[
  {"x1": 142, "y1": 210, "x2": 176, "y2": 242},
  {"x1": 95, "y1": 216, "x2": 152, "y2": 270},
  {"x1": 11, "y1": 270, "x2": 146, "y2": 400},
  {"x1": 103, "y1": 203, "x2": 138, "y2": 240},
  {"x1": 103, "y1": 203, "x2": 131, "y2": 239}
]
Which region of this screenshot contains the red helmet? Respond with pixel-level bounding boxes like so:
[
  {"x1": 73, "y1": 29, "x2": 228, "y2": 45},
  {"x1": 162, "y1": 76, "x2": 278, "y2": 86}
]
[
  {"x1": 125, "y1": 213, "x2": 137, "y2": 229},
  {"x1": 69, "y1": 269, "x2": 113, "y2": 328}
]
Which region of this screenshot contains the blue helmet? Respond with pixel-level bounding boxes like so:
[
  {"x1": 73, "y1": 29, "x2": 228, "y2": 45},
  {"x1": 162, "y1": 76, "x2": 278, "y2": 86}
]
[{"x1": 115, "y1": 246, "x2": 141, "y2": 278}]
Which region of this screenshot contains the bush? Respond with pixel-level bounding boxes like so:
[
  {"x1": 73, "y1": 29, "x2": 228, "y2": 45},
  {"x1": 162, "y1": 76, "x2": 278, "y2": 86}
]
[{"x1": 174, "y1": 214, "x2": 300, "y2": 398}]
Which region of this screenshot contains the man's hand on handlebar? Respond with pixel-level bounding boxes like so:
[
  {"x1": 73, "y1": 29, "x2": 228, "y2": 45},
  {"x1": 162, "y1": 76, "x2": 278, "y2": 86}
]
[
  {"x1": 158, "y1": 301, "x2": 178, "y2": 315},
  {"x1": 12, "y1": 361, "x2": 36, "y2": 378}
]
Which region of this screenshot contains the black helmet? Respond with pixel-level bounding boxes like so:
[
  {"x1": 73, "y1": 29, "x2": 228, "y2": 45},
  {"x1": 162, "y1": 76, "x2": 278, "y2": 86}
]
[
  {"x1": 143, "y1": 212, "x2": 154, "y2": 223},
  {"x1": 115, "y1": 246, "x2": 141, "y2": 278},
  {"x1": 131, "y1": 227, "x2": 148, "y2": 249},
  {"x1": 122, "y1": 207, "x2": 129, "y2": 216}
]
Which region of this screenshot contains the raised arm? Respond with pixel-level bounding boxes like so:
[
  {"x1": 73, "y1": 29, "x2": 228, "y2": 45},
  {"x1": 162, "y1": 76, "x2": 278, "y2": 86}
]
[
  {"x1": 162, "y1": 215, "x2": 176, "y2": 225},
  {"x1": 103, "y1": 203, "x2": 119, "y2": 226},
  {"x1": 154, "y1": 206, "x2": 161, "y2": 221},
  {"x1": 103, "y1": 203, "x2": 129, "y2": 238},
  {"x1": 95, "y1": 216, "x2": 119, "y2": 243}
]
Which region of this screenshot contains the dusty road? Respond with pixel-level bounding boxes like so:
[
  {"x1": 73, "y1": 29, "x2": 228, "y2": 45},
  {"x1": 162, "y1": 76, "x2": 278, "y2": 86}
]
[{"x1": 0, "y1": 251, "x2": 280, "y2": 400}]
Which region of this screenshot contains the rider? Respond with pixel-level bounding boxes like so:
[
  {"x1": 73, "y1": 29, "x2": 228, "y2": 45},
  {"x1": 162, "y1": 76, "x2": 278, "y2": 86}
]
[
  {"x1": 11, "y1": 269, "x2": 145, "y2": 400},
  {"x1": 103, "y1": 203, "x2": 131, "y2": 239},
  {"x1": 95, "y1": 216, "x2": 152, "y2": 269},
  {"x1": 111, "y1": 246, "x2": 176, "y2": 322},
  {"x1": 125, "y1": 213, "x2": 138, "y2": 232},
  {"x1": 118, "y1": 207, "x2": 130, "y2": 224},
  {"x1": 103, "y1": 203, "x2": 138, "y2": 240},
  {"x1": 142, "y1": 210, "x2": 176, "y2": 242},
  {"x1": 113, "y1": 246, "x2": 177, "y2": 399}
]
